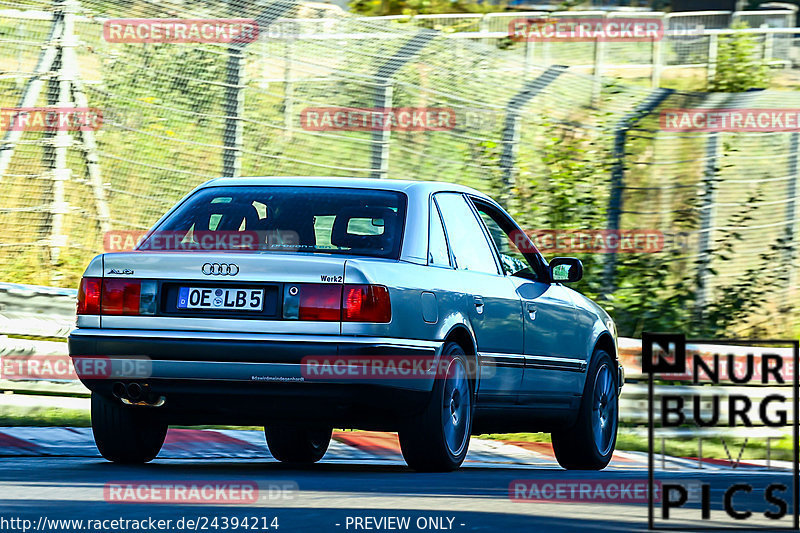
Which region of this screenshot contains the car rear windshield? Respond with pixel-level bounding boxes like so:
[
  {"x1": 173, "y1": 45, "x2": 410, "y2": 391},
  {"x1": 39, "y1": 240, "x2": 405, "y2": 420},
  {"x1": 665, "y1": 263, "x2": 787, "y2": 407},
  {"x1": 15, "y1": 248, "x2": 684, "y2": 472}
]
[{"x1": 142, "y1": 186, "x2": 407, "y2": 259}]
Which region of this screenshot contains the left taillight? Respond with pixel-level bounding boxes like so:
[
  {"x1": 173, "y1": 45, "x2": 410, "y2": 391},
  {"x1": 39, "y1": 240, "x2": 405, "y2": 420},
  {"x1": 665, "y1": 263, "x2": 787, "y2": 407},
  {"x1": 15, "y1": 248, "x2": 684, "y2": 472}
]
[
  {"x1": 77, "y1": 277, "x2": 102, "y2": 315},
  {"x1": 77, "y1": 277, "x2": 157, "y2": 316},
  {"x1": 101, "y1": 278, "x2": 141, "y2": 315}
]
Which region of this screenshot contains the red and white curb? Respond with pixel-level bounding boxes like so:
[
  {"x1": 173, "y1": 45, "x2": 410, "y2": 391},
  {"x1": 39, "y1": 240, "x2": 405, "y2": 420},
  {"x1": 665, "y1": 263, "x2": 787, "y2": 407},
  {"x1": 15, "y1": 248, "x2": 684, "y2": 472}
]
[{"x1": 0, "y1": 427, "x2": 776, "y2": 470}]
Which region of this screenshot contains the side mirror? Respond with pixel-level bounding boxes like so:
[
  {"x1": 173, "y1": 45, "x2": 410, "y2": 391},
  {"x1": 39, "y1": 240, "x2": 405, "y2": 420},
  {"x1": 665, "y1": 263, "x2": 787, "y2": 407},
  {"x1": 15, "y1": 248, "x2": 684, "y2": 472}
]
[{"x1": 549, "y1": 257, "x2": 583, "y2": 283}]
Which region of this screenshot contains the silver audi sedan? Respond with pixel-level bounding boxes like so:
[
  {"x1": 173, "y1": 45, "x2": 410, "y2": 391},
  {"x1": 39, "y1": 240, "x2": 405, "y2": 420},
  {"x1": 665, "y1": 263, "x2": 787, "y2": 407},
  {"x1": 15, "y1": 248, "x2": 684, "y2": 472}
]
[{"x1": 68, "y1": 177, "x2": 621, "y2": 472}]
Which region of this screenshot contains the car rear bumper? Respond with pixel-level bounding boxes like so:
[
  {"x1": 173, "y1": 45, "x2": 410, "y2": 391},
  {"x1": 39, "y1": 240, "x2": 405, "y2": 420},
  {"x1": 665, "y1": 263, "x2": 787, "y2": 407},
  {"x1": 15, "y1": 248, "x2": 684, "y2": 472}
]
[{"x1": 68, "y1": 328, "x2": 442, "y2": 426}]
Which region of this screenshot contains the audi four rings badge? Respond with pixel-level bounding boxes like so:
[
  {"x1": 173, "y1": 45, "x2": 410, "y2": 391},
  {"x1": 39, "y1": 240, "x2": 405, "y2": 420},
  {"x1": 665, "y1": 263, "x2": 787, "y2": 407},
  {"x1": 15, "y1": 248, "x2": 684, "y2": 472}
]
[{"x1": 202, "y1": 263, "x2": 239, "y2": 276}]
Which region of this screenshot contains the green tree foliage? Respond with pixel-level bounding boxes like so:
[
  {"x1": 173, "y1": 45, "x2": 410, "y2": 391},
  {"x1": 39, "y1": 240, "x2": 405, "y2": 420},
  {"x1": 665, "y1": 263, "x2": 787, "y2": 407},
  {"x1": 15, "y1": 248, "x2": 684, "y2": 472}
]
[
  {"x1": 709, "y1": 22, "x2": 771, "y2": 92},
  {"x1": 514, "y1": 121, "x2": 791, "y2": 339},
  {"x1": 349, "y1": 0, "x2": 505, "y2": 17}
]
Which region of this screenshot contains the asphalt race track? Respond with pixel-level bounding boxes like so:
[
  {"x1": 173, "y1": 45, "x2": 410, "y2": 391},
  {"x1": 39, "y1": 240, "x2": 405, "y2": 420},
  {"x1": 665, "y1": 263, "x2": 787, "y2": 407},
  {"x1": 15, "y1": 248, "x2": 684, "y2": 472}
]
[{"x1": 0, "y1": 429, "x2": 795, "y2": 532}]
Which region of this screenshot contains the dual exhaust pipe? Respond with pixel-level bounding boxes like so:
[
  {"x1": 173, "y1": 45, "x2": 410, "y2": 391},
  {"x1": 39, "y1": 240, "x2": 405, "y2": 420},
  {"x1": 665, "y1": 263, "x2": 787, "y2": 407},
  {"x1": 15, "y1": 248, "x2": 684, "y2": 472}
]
[{"x1": 112, "y1": 382, "x2": 165, "y2": 407}]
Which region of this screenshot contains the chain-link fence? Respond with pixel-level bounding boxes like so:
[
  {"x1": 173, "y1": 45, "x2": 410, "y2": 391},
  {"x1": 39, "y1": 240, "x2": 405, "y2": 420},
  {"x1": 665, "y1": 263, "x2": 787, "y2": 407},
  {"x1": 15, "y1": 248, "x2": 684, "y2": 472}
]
[
  {"x1": 393, "y1": 10, "x2": 799, "y2": 88},
  {"x1": 0, "y1": 0, "x2": 797, "y2": 337}
]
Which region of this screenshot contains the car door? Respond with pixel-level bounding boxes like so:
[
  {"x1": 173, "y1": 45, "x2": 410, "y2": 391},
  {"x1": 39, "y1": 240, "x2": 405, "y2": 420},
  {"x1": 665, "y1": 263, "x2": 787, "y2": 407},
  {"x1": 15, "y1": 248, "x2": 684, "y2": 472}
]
[
  {"x1": 434, "y1": 193, "x2": 524, "y2": 404},
  {"x1": 467, "y1": 198, "x2": 585, "y2": 404}
]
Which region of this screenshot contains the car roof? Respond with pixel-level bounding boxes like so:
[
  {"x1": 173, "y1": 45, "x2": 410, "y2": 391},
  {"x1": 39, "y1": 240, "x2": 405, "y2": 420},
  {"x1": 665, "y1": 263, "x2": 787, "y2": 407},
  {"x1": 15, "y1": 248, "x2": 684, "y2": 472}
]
[{"x1": 198, "y1": 176, "x2": 492, "y2": 201}]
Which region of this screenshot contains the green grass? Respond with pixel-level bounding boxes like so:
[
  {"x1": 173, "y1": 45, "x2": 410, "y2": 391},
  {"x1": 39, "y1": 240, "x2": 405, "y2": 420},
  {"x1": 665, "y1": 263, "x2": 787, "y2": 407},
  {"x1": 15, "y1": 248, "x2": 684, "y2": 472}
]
[
  {"x1": 479, "y1": 432, "x2": 551, "y2": 443},
  {"x1": 0, "y1": 406, "x2": 90, "y2": 427}
]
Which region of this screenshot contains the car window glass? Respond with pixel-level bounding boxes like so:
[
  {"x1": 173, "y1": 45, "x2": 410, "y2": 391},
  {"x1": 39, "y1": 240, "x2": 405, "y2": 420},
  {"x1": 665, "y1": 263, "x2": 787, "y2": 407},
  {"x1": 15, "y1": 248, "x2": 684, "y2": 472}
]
[
  {"x1": 435, "y1": 193, "x2": 498, "y2": 275},
  {"x1": 146, "y1": 186, "x2": 406, "y2": 259},
  {"x1": 428, "y1": 202, "x2": 451, "y2": 267},
  {"x1": 472, "y1": 202, "x2": 538, "y2": 279}
]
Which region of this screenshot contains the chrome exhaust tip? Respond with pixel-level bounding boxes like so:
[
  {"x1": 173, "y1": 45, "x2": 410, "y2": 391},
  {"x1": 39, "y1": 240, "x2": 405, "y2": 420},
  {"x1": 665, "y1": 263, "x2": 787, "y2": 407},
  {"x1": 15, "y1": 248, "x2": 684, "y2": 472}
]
[{"x1": 120, "y1": 395, "x2": 166, "y2": 408}]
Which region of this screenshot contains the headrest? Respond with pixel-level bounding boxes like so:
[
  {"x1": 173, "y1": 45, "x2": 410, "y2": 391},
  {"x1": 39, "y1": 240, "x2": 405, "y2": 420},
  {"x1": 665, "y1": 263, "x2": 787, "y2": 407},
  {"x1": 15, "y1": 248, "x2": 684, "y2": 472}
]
[
  {"x1": 201, "y1": 201, "x2": 259, "y2": 232},
  {"x1": 331, "y1": 207, "x2": 396, "y2": 251}
]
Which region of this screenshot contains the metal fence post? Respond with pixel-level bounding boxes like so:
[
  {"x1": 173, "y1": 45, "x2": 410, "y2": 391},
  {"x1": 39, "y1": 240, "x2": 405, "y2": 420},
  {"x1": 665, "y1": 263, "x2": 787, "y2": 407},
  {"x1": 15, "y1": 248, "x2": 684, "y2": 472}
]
[
  {"x1": 499, "y1": 65, "x2": 567, "y2": 208},
  {"x1": 603, "y1": 88, "x2": 675, "y2": 296},
  {"x1": 69, "y1": 43, "x2": 111, "y2": 235},
  {"x1": 16, "y1": 19, "x2": 26, "y2": 90},
  {"x1": 283, "y1": 36, "x2": 294, "y2": 135},
  {"x1": 652, "y1": 33, "x2": 664, "y2": 89},
  {"x1": 695, "y1": 132, "x2": 721, "y2": 314},
  {"x1": 44, "y1": 0, "x2": 73, "y2": 281},
  {"x1": 524, "y1": 39, "x2": 536, "y2": 78},
  {"x1": 223, "y1": 0, "x2": 297, "y2": 178},
  {"x1": 222, "y1": 45, "x2": 244, "y2": 178},
  {"x1": 370, "y1": 82, "x2": 393, "y2": 180},
  {"x1": 592, "y1": 13, "x2": 607, "y2": 106},
  {"x1": 762, "y1": 24, "x2": 774, "y2": 62},
  {"x1": 478, "y1": 13, "x2": 488, "y2": 34},
  {"x1": 369, "y1": 30, "x2": 436, "y2": 179},
  {"x1": 784, "y1": 133, "x2": 799, "y2": 292},
  {"x1": 707, "y1": 33, "x2": 719, "y2": 87},
  {"x1": 0, "y1": 8, "x2": 64, "y2": 184}
]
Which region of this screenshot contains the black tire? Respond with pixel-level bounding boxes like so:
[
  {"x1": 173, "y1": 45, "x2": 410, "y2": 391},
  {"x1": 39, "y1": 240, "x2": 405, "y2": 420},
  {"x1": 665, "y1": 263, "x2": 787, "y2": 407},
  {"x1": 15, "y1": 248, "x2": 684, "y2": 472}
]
[
  {"x1": 264, "y1": 426, "x2": 332, "y2": 464},
  {"x1": 398, "y1": 342, "x2": 474, "y2": 472},
  {"x1": 91, "y1": 393, "x2": 167, "y2": 464},
  {"x1": 552, "y1": 349, "x2": 618, "y2": 470}
]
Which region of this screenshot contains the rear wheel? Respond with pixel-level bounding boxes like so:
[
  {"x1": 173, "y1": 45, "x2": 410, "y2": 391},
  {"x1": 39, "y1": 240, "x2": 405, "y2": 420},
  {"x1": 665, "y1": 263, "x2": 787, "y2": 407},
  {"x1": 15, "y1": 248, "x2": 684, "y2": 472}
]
[
  {"x1": 91, "y1": 393, "x2": 167, "y2": 464},
  {"x1": 264, "y1": 426, "x2": 332, "y2": 464},
  {"x1": 552, "y1": 349, "x2": 618, "y2": 470},
  {"x1": 399, "y1": 342, "x2": 473, "y2": 472}
]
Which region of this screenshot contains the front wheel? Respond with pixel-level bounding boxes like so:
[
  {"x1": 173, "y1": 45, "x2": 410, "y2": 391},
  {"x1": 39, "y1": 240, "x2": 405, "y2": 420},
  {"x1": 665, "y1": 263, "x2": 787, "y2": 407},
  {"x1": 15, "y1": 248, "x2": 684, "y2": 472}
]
[
  {"x1": 552, "y1": 349, "x2": 618, "y2": 470},
  {"x1": 264, "y1": 426, "x2": 332, "y2": 464},
  {"x1": 91, "y1": 393, "x2": 167, "y2": 464},
  {"x1": 398, "y1": 342, "x2": 473, "y2": 472}
]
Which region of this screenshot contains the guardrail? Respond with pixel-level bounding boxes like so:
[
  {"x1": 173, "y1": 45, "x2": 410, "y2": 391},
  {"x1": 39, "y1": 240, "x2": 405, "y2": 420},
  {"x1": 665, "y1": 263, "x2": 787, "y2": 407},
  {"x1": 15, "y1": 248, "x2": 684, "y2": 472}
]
[
  {"x1": 0, "y1": 282, "x2": 79, "y2": 397},
  {"x1": 0, "y1": 282, "x2": 77, "y2": 339}
]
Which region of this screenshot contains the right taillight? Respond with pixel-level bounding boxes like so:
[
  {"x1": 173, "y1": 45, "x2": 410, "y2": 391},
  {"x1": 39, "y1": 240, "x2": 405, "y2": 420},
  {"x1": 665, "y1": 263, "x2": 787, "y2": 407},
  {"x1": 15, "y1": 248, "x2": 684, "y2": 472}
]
[
  {"x1": 283, "y1": 283, "x2": 391, "y2": 322},
  {"x1": 77, "y1": 277, "x2": 102, "y2": 315},
  {"x1": 343, "y1": 284, "x2": 391, "y2": 323}
]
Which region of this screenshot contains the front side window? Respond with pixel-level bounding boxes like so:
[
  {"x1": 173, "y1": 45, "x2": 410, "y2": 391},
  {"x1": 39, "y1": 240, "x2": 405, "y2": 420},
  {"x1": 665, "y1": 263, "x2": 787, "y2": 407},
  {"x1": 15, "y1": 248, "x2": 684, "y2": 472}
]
[
  {"x1": 471, "y1": 199, "x2": 541, "y2": 280},
  {"x1": 142, "y1": 186, "x2": 406, "y2": 259},
  {"x1": 434, "y1": 193, "x2": 498, "y2": 275}
]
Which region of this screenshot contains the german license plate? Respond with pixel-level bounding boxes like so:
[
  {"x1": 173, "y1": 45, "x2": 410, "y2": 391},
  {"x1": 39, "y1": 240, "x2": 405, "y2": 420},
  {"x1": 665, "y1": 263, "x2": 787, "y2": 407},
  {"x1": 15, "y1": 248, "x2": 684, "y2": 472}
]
[{"x1": 177, "y1": 287, "x2": 264, "y2": 311}]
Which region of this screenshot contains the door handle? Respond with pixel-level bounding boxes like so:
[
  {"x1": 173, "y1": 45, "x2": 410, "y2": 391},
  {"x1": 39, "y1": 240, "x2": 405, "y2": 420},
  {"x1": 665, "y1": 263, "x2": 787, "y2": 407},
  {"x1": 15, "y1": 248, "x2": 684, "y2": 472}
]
[
  {"x1": 473, "y1": 296, "x2": 485, "y2": 314},
  {"x1": 526, "y1": 302, "x2": 536, "y2": 321}
]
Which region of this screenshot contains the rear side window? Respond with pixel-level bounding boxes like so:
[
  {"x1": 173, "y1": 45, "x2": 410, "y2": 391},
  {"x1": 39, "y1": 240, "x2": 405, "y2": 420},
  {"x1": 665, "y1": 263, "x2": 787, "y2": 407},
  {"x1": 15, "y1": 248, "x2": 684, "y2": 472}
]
[
  {"x1": 143, "y1": 186, "x2": 406, "y2": 259},
  {"x1": 434, "y1": 193, "x2": 498, "y2": 275},
  {"x1": 428, "y1": 202, "x2": 451, "y2": 267}
]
